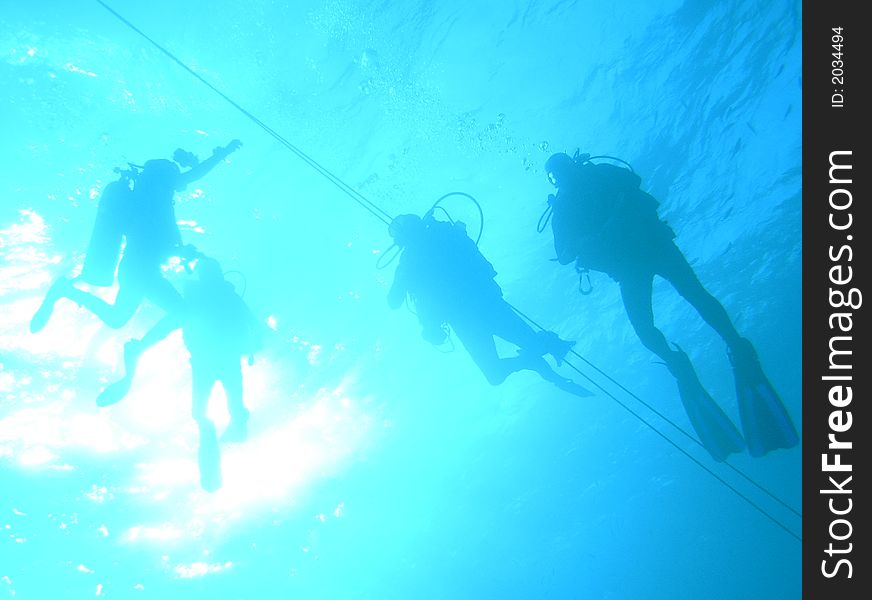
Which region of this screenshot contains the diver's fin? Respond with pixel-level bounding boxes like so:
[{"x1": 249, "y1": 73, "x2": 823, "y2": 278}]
[
  {"x1": 668, "y1": 349, "x2": 745, "y2": 462},
  {"x1": 197, "y1": 421, "x2": 222, "y2": 492},
  {"x1": 551, "y1": 376, "x2": 594, "y2": 398},
  {"x1": 536, "y1": 330, "x2": 576, "y2": 366},
  {"x1": 30, "y1": 277, "x2": 70, "y2": 333},
  {"x1": 730, "y1": 339, "x2": 799, "y2": 457},
  {"x1": 519, "y1": 350, "x2": 594, "y2": 397},
  {"x1": 96, "y1": 377, "x2": 132, "y2": 407}
]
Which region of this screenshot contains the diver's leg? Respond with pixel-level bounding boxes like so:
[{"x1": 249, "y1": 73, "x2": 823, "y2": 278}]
[
  {"x1": 30, "y1": 277, "x2": 73, "y2": 333},
  {"x1": 131, "y1": 313, "x2": 181, "y2": 354},
  {"x1": 193, "y1": 367, "x2": 222, "y2": 492},
  {"x1": 78, "y1": 258, "x2": 175, "y2": 330},
  {"x1": 197, "y1": 416, "x2": 222, "y2": 492},
  {"x1": 95, "y1": 276, "x2": 184, "y2": 406},
  {"x1": 135, "y1": 276, "x2": 185, "y2": 350},
  {"x1": 116, "y1": 276, "x2": 185, "y2": 389},
  {"x1": 657, "y1": 244, "x2": 743, "y2": 349},
  {"x1": 95, "y1": 336, "x2": 148, "y2": 407},
  {"x1": 143, "y1": 274, "x2": 185, "y2": 315},
  {"x1": 91, "y1": 274, "x2": 150, "y2": 406},
  {"x1": 31, "y1": 255, "x2": 152, "y2": 333},
  {"x1": 219, "y1": 364, "x2": 249, "y2": 443},
  {"x1": 452, "y1": 310, "x2": 571, "y2": 387},
  {"x1": 489, "y1": 302, "x2": 540, "y2": 348},
  {"x1": 63, "y1": 259, "x2": 151, "y2": 330},
  {"x1": 658, "y1": 246, "x2": 796, "y2": 455},
  {"x1": 485, "y1": 301, "x2": 588, "y2": 395},
  {"x1": 68, "y1": 278, "x2": 144, "y2": 329},
  {"x1": 489, "y1": 301, "x2": 575, "y2": 364},
  {"x1": 450, "y1": 319, "x2": 514, "y2": 386},
  {"x1": 621, "y1": 270, "x2": 744, "y2": 461},
  {"x1": 34, "y1": 279, "x2": 141, "y2": 331},
  {"x1": 619, "y1": 273, "x2": 673, "y2": 361},
  {"x1": 191, "y1": 364, "x2": 217, "y2": 425}
]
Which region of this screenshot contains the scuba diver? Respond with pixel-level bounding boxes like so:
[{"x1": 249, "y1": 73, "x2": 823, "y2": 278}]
[
  {"x1": 387, "y1": 212, "x2": 591, "y2": 397},
  {"x1": 102, "y1": 255, "x2": 262, "y2": 492},
  {"x1": 185, "y1": 256, "x2": 262, "y2": 491},
  {"x1": 29, "y1": 140, "x2": 242, "y2": 396},
  {"x1": 541, "y1": 151, "x2": 798, "y2": 461},
  {"x1": 31, "y1": 139, "x2": 242, "y2": 333}
]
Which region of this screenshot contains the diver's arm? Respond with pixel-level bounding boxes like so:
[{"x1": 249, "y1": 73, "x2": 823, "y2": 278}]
[
  {"x1": 551, "y1": 214, "x2": 579, "y2": 265},
  {"x1": 387, "y1": 281, "x2": 406, "y2": 309},
  {"x1": 176, "y1": 139, "x2": 242, "y2": 190},
  {"x1": 387, "y1": 266, "x2": 408, "y2": 309}
]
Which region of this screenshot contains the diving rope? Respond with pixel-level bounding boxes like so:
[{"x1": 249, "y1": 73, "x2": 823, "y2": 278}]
[
  {"x1": 96, "y1": 0, "x2": 800, "y2": 541},
  {"x1": 510, "y1": 304, "x2": 801, "y2": 541}
]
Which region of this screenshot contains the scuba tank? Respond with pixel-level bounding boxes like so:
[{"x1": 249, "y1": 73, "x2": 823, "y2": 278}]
[
  {"x1": 79, "y1": 167, "x2": 138, "y2": 286},
  {"x1": 377, "y1": 191, "x2": 485, "y2": 270}
]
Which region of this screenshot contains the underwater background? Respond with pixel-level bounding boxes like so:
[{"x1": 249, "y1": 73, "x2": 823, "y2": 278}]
[{"x1": 1, "y1": 0, "x2": 801, "y2": 598}]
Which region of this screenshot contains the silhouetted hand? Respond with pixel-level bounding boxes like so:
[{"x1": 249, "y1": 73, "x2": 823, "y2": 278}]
[{"x1": 215, "y1": 139, "x2": 242, "y2": 158}]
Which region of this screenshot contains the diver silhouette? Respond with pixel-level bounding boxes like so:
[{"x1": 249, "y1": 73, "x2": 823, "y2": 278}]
[
  {"x1": 387, "y1": 213, "x2": 591, "y2": 397},
  {"x1": 543, "y1": 151, "x2": 798, "y2": 461},
  {"x1": 186, "y1": 256, "x2": 262, "y2": 491},
  {"x1": 30, "y1": 140, "x2": 242, "y2": 395},
  {"x1": 102, "y1": 255, "x2": 262, "y2": 492}
]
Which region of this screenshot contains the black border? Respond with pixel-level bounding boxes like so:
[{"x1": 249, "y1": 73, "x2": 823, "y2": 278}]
[{"x1": 803, "y1": 1, "x2": 868, "y2": 596}]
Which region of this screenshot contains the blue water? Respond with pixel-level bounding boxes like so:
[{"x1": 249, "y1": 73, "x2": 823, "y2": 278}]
[{"x1": 1, "y1": 1, "x2": 801, "y2": 598}]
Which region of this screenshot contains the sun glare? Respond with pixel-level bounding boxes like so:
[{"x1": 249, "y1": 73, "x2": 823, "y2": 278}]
[{"x1": 1, "y1": 209, "x2": 380, "y2": 555}]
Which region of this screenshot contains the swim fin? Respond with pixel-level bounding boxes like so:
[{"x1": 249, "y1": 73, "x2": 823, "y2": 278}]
[
  {"x1": 550, "y1": 376, "x2": 595, "y2": 398},
  {"x1": 729, "y1": 338, "x2": 799, "y2": 457},
  {"x1": 536, "y1": 330, "x2": 576, "y2": 366},
  {"x1": 518, "y1": 349, "x2": 594, "y2": 397},
  {"x1": 30, "y1": 277, "x2": 70, "y2": 334},
  {"x1": 96, "y1": 377, "x2": 132, "y2": 408},
  {"x1": 668, "y1": 349, "x2": 745, "y2": 462}
]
